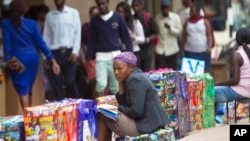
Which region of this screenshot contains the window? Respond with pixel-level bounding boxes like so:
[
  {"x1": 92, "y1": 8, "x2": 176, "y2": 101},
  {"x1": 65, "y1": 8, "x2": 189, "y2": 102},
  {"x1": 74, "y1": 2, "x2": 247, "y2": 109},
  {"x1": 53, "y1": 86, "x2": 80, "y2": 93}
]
[
  {"x1": 1, "y1": 0, "x2": 12, "y2": 11},
  {"x1": 195, "y1": 0, "x2": 227, "y2": 31},
  {"x1": 232, "y1": 0, "x2": 250, "y2": 30}
]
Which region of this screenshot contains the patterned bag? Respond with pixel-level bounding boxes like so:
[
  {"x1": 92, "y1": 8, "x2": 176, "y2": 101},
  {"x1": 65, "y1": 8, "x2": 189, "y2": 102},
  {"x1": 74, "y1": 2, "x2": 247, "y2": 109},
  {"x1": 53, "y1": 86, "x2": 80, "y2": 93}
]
[
  {"x1": 24, "y1": 102, "x2": 77, "y2": 141},
  {"x1": 125, "y1": 127, "x2": 175, "y2": 141},
  {"x1": 181, "y1": 57, "x2": 205, "y2": 75},
  {"x1": 0, "y1": 116, "x2": 24, "y2": 141}
]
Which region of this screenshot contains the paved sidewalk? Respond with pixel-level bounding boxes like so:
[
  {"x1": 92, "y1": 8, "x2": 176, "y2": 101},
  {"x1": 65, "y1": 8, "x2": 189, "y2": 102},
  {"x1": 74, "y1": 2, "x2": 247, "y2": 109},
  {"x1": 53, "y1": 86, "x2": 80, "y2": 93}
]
[{"x1": 178, "y1": 118, "x2": 249, "y2": 141}]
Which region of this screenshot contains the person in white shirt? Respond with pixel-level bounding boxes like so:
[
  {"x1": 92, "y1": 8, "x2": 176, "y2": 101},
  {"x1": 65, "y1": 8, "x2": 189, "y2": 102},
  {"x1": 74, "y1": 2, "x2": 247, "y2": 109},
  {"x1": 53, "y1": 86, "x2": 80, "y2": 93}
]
[
  {"x1": 116, "y1": 1, "x2": 145, "y2": 68},
  {"x1": 178, "y1": 0, "x2": 204, "y2": 26},
  {"x1": 180, "y1": 5, "x2": 212, "y2": 72},
  {"x1": 43, "y1": 0, "x2": 81, "y2": 100},
  {"x1": 155, "y1": 0, "x2": 182, "y2": 70}
]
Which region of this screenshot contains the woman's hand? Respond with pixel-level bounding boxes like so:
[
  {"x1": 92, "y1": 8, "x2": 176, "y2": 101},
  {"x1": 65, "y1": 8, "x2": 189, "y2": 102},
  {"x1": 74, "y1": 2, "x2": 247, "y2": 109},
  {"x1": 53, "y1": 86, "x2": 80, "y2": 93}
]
[
  {"x1": 130, "y1": 33, "x2": 135, "y2": 41},
  {"x1": 69, "y1": 53, "x2": 78, "y2": 63},
  {"x1": 51, "y1": 59, "x2": 60, "y2": 75},
  {"x1": 207, "y1": 46, "x2": 212, "y2": 53},
  {"x1": 43, "y1": 60, "x2": 50, "y2": 69}
]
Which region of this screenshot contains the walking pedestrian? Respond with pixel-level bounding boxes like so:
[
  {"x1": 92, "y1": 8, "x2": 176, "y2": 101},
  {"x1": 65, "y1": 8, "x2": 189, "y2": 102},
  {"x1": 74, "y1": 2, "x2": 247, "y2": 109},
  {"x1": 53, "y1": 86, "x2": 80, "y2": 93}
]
[
  {"x1": 87, "y1": 0, "x2": 133, "y2": 97},
  {"x1": 1, "y1": 0, "x2": 60, "y2": 110},
  {"x1": 43, "y1": 0, "x2": 81, "y2": 100}
]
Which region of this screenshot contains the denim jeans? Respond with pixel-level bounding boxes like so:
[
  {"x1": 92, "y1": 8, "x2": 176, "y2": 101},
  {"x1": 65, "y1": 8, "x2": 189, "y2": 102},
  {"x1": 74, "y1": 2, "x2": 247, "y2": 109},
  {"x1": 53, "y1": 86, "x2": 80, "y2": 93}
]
[
  {"x1": 214, "y1": 86, "x2": 245, "y2": 114},
  {"x1": 215, "y1": 86, "x2": 245, "y2": 103}
]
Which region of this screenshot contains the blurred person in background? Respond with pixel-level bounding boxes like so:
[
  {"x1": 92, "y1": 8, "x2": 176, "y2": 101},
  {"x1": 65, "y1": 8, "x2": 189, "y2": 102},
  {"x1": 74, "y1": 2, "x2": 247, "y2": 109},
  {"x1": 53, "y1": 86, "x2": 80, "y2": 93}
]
[
  {"x1": 86, "y1": 0, "x2": 133, "y2": 97},
  {"x1": 1, "y1": 0, "x2": 60, "y2": 109},
  {"x1": 78, "y1": 6, "x2": 99, "y2": 99},
  {"x1": 25, "y1": 4, "x2": 49, "y2": 33},
  {"x1": 37, "y1": 4, "x2": 50, "y2": 34},
  {"x1": 25, "y1": 4, "x2": 53, "y2": 101},
  {"x1": 178, "y1": 0, "x2": 204, "y2": 26},
  {"x1": 180, "y1": 4, "x2": 212, "y2": 72},
  {"x1": 132, "y1": 0, "x2": 158, "y2": 72},
  {"x1": 35, "y1": 4, "x2": 54, "y2": 101},
  {"x1": 43, "y1": 0, "x2": 81, "y2": 100},
  {"x1": 25, "y1": 5, "x2": 39, "y2": 21},
  {"x1": 155, "y1": 0, "x2": 182, "y2": 70},
  {"x1": 116, "y1": 1, "x2": 145, "y2": 68}
]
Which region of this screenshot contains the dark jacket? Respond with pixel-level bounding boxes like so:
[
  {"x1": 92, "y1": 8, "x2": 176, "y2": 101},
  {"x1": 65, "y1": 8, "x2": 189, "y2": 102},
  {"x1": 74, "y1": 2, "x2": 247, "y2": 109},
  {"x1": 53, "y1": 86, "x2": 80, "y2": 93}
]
[
  {"x1": 116, "y1": 68, "x2": 169, "y2": 134},
  {"x1": 134, "y1": 12, "x2": 158, "y2": 58},
  {"x1": 87, "y1": 12, "x2": 133, "y2": 60}
]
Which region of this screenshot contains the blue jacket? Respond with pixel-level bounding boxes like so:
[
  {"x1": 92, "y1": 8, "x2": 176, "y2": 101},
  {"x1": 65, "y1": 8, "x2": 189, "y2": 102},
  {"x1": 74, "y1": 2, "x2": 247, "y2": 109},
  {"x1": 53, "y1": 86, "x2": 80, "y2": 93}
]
[{"x1": 1, "y1": 18, "x2": 53, "y2": 62}]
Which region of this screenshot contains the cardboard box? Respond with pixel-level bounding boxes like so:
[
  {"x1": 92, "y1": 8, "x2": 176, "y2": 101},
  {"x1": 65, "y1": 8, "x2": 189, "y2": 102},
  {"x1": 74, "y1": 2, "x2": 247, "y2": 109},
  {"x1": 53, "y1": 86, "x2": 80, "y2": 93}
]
[{"x1": 210, "y1": 61, "x2": 230, "y2": 83}]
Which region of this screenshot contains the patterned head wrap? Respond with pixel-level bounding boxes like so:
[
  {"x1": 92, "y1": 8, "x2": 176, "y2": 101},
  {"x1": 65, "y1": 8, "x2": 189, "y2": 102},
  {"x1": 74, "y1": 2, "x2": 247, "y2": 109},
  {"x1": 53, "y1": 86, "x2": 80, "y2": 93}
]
[{"x1": 114, "y1": 51, "x2": 137, "y2": 66}]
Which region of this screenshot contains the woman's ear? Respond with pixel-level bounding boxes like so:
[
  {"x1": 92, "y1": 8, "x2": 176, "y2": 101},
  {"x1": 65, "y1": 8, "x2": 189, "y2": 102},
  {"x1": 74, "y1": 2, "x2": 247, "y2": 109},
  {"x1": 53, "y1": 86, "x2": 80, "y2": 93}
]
[{"x1": 128, "y1": 65, "x2": 135, "y2": 72}]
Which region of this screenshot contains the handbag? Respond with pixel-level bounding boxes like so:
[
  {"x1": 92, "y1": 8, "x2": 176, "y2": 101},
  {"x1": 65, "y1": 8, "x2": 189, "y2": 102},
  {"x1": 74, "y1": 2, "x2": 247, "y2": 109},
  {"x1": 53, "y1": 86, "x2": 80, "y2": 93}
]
[
  {"x1": 7, "y1": 56, "x2": 25, "y2": 73},
  {"x1": 181, "y1": 57, "x2": 205, "y2": 75}
]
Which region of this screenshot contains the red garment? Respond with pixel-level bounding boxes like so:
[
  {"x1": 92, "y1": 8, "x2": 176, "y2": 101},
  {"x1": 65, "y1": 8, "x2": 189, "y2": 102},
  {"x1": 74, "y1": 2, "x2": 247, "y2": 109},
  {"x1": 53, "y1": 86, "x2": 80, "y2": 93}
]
[
  {"x1": 144, "y1": 12, "x2": 159, "y2": 46},
  {"x1": 188, "y1": 15, "x2": 204, "y2": 23},
  {"x1": 84, "y1": 60, "x2": 96, "y2": 80}
]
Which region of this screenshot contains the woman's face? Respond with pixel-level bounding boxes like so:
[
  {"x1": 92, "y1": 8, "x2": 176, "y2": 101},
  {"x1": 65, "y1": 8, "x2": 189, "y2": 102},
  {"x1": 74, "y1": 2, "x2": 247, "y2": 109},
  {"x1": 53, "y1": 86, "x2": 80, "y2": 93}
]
[
  {"x1": 37, "y1": 12, "x2": 46, "y2": 22},
  {"x1": 90, "y1": 8, "x2": 99, "y2": 18},
  {"x1": 117, "y1": 6, "x2": 125, "y2": 17},
  {"x1": 132, "y1": 1, "x2": 143, "y2": 14},
  {"x1": 190, "y1": 7, "x2": 199, "y2": 17},
  {"x1": 113, "y1": 61, "x2": 134, "y2": 82}
]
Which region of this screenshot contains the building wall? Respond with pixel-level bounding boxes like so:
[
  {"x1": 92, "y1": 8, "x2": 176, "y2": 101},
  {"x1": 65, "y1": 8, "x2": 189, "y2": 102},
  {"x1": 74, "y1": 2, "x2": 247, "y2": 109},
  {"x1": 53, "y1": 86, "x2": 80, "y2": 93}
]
[
  {"x1": 154, "y1": 0, "x2": 183, "y2": 15},
  {"x1": 24, "y1": 0, "x2": 182, "y2": 23},
  {"x1": 25, "y1": 0, "x2": 44, "y2": 7},
  {"x1": 24, "y1": 0, "x2": 124, "y2": 23},
  {"x1": 0, "y1": 70, "x2": 6, "y2": 115}
]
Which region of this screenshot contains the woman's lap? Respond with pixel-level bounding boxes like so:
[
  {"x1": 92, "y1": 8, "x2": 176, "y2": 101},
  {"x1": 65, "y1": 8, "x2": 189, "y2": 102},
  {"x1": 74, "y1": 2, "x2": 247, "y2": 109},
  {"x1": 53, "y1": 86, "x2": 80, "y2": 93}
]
[
  {"x1": 104, "y1": 112, "x2": 140, "y2": 137},
  {"x1": 215, "y1": 86, "x2": 245, "y2": 103}
]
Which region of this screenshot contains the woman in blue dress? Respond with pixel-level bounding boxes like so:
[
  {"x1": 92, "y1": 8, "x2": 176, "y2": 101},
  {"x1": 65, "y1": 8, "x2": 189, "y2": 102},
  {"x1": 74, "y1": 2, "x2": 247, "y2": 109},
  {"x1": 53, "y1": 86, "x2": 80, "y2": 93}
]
[{"x1": 1, "y1": 0, "x2": 60, "y2": 110}]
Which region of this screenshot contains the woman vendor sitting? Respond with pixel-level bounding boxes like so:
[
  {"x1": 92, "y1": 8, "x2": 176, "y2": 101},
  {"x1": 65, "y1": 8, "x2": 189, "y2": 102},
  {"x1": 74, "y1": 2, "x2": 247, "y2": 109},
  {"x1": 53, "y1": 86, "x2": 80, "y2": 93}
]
[{"x1": 97, "y1": 51, "x2": 169, "y2": 141}]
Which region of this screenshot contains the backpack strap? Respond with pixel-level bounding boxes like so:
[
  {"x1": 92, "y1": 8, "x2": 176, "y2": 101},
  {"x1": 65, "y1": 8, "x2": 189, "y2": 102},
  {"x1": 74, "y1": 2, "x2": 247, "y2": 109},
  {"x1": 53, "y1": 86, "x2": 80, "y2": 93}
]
[{"x1": 144, "y1": 12, "x2": 151, "y2": 27}]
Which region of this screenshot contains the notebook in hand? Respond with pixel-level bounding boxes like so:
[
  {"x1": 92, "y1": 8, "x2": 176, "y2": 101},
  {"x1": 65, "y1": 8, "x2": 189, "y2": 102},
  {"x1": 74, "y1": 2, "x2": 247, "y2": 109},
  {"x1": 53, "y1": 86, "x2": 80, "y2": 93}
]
[{"x1": 97, "y1": 104, "x2": 118, "y2": 121}]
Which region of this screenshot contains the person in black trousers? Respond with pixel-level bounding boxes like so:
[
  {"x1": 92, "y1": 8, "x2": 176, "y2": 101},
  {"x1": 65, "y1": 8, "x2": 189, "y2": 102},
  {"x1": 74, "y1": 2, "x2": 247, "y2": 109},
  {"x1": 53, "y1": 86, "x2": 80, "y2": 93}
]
[{"x1": 43, "y1": 0, "x2": 81, "y2": 100}]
